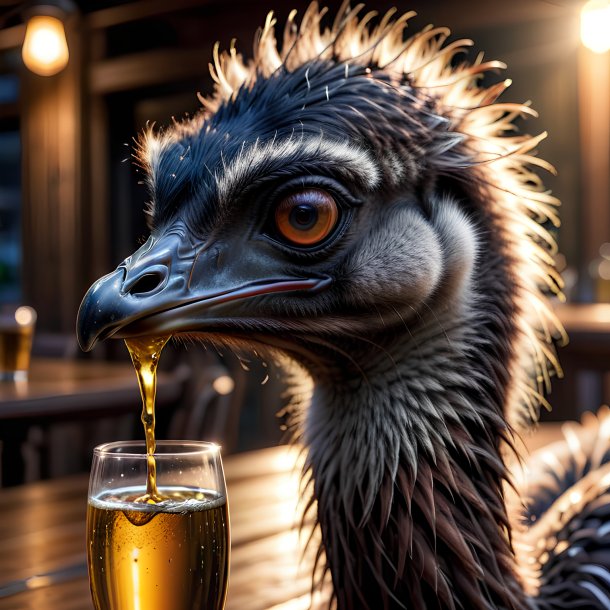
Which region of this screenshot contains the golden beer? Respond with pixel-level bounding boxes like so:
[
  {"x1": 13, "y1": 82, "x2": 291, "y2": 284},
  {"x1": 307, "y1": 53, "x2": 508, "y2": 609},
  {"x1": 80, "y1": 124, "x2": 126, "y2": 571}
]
[
  {"x1": 0, "y1": 306, "x2": 36, "y2": 381},
  {"x1": 0, "y1": 328, "x2": 32, "y2": 374},
  {"x1": 125, "y1": 335, "x2": 170, "y2": 502},
  {"x1": 87, "y1": 486, "x2": 229, "y2": 610}
]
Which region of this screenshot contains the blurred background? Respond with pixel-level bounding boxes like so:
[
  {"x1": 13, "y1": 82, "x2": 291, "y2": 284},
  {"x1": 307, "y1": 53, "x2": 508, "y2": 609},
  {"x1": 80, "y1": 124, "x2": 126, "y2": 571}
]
[{"x1": 0, "y1": 0, "x2": 608, "y2": 485}]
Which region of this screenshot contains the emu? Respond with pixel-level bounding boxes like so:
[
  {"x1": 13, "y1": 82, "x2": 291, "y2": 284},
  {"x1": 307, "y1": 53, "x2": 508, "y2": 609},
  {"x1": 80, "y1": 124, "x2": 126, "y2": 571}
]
[{"x1": 77, "y1": 4, "x2": 610, "y2": 609}]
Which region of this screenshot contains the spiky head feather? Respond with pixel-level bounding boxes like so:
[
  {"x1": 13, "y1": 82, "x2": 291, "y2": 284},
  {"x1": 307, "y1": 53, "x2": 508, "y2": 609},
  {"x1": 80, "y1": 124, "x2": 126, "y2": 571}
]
[{"x1": 137, "y1": 1, "x2": 564, "y2": 429}]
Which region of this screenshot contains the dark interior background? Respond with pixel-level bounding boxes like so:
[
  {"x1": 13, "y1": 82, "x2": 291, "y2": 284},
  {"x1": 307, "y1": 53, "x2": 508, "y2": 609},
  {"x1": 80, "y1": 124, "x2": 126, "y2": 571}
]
[
  {"x1": 0, "y1": 0, "x2": 590, "y2": 329},
  {"x1": 0, "y1": 0, "x2": 607, "y2": 474}
]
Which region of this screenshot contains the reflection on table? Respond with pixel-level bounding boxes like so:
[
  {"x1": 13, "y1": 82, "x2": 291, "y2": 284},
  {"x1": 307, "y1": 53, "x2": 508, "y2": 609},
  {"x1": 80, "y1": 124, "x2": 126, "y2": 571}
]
[{"x1": 0, "y1": 357, "x2": 188, "y2": 486}]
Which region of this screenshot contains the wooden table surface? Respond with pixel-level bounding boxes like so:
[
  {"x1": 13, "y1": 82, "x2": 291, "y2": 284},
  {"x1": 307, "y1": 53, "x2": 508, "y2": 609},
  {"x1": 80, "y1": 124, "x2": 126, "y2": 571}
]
[
  {"x1": 547, "y1": 303, "x2": 610, "y2": 419},
  {"x1": 0, "y1": 426, "x2": 568, "y2": 610},
  {"x1": 0, "y1": 358, "x2": 189, "y2": 486},
  {"x1": 0, "y1": 357, "x2": 187, "y2": 420},
  {"x1": 0, "y1": 445, "x2": 327, "y2": 610}
]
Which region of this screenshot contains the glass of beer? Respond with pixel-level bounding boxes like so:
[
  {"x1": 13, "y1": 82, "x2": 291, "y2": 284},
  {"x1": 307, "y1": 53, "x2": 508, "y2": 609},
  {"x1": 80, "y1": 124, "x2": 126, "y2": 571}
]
[
  {"x1": 87, "y1": 441, "x2": 230, "y2": 610},
  {"x1": 0, "y1": 305, "x2": 36, "y2": 381}
]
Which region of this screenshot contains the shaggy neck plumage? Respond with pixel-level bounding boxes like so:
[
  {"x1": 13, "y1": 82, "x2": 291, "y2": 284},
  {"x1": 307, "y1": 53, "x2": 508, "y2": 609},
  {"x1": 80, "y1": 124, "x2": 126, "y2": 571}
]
[{"x1": 296, "y1": 237, "x2": 530, "y2": 610}]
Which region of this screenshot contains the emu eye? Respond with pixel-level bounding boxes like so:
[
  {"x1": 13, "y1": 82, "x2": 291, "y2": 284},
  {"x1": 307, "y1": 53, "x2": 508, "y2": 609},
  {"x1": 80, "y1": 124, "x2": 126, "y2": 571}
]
[{"x1": 274, "y1": 188, "x2": 339, "y2": 246}]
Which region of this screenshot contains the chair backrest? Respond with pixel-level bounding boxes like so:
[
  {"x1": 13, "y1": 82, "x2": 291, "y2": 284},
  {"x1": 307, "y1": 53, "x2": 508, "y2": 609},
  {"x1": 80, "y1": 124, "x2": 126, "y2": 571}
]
[
  {"x1": 32, "y1": 332, "x2": 79, "y2": 359},
  {"x1": 165, "y1": 347, "x2": 247, "y2": 453}
]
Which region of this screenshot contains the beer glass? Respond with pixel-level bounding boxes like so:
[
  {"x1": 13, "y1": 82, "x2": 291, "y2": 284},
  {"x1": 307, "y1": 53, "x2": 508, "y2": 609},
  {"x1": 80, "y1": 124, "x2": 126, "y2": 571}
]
[
  {"x1": 0, "y1": 305, "x2": 36, "y2": 381},
  {"x1": 87, "y1": 441, "x2": 230, "y2": 610}
]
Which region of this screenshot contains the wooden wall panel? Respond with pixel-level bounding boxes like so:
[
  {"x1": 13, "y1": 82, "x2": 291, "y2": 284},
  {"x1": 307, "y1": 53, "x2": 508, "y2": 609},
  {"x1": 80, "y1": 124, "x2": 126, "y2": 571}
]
[
  {"x1": 578, "y1": 48, "x2": 610, "y2": 274},
  {"x1": 20, "y1": 18, "x2": 86, "y2": 333}
]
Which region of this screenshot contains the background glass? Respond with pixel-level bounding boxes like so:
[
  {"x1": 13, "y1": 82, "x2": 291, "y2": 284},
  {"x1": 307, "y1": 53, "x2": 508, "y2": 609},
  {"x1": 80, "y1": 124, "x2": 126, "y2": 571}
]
[
  {"x1": 87, "y1": 440, "x2": 230, "y2": 610},
  {"x1": 0, "y1": 305, "x2": 36, "y2": 381}
]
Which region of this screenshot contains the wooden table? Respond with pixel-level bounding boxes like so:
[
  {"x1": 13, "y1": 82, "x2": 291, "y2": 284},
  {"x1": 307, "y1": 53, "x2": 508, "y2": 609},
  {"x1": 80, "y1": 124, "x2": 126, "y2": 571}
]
[
  {"x1": 0, "y1": 358, "x2": 188, "y2": 486},
  {"x1": 0, "y1": 427, "x2": 566, "y2": 610},
  {"x1": 0, "y1": 445, "x2": 325, "y2": 610},
  {"x1": 0, "y1": 357, "x2": 188, "y2": 419},
  {"x1": 549, "y1": 303, "x2": 610, "y2": 419}
]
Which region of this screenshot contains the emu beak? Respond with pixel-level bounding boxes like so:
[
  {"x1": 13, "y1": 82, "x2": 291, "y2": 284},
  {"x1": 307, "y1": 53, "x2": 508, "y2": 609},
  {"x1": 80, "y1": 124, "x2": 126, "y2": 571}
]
[{"x1": 76, "y1": 222, "x2": 330, "y2": 351}]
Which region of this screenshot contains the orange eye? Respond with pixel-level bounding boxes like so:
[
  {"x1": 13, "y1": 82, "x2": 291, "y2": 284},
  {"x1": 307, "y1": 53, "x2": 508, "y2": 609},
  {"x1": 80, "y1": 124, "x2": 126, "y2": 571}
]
[{"x1": 274, "y1": 188, "x2": 339, "y2": 246}]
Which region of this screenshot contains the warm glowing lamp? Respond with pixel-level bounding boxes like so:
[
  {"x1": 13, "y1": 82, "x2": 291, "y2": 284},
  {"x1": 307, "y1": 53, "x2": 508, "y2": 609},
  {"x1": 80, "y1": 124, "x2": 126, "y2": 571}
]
[
  {"x1": 22, "y1": 13, "x2": 69, "y2": 76},
  {"x1": 581, "y1": 0, "x2": 610, "y2": 54},
  {"x1": 212, "y1": 375, "x2": 235, "y2": 395}
]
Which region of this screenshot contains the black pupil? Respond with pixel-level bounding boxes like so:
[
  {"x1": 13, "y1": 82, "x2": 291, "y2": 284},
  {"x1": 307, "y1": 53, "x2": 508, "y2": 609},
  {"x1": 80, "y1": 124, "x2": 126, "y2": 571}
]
[{"x1": 290, "y1": 204, "x2": 318, "y2": 230}]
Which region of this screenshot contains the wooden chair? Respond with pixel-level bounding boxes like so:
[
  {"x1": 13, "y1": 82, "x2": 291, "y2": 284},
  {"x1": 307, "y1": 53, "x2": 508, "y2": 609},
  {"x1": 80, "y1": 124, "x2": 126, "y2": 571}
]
[{"x1": 161, "y1": 347, "x2": 248, "y2": 454}]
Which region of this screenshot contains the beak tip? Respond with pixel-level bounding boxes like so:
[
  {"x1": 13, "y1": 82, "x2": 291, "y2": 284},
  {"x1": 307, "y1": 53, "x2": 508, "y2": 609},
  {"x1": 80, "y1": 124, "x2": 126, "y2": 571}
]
[
  {"x1": 76, "y1": 299, "x2": 100, "y2": 352},
  {"x1": 76, "y1": 330, "x2": 97, "y2": 352},
  {"x1": 76, "y1": 268, "x2": 126, "y2": 352}
]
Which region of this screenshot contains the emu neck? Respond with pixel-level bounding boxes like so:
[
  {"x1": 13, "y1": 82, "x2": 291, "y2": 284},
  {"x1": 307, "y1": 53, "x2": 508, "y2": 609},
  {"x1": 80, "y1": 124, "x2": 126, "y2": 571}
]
[{"x1": 302, "y1": 304, "x2": 530, "y2": 610}]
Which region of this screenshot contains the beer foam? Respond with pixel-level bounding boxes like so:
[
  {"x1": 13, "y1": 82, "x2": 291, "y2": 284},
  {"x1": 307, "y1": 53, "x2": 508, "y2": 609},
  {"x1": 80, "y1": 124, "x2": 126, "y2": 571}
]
[{"x1": 90, "y1": 486, "x2": 226, "y2": 513}]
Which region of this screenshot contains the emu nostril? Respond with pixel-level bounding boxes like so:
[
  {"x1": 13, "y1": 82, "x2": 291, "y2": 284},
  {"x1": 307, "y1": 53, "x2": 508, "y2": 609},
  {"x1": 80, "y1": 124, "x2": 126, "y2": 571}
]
[{"x1": 127, "y1": 272, "x2": 165, "y2": 296}]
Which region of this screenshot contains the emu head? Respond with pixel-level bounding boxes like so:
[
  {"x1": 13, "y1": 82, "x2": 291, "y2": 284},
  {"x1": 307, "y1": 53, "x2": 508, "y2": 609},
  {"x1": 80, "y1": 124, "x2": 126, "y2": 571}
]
[{"x1": 77, "y1": 3, "x2": 561, "y2": 428}]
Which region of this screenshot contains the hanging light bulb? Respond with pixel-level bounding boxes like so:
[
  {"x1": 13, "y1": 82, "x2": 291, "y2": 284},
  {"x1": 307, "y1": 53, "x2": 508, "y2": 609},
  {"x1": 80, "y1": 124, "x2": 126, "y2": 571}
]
[
  {"x1": 581, "y1": 0, "x2": 610, "y2": 54},
  {"x1": 22, "y1": 13, "x2": 69, "y2": 76}
]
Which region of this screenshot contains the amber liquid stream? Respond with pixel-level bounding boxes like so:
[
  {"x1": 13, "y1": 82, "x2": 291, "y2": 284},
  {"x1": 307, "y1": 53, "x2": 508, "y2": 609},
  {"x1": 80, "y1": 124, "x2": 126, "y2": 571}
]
[{"x1": 124, "y1": 335, "x2": 170, "y2": 503}]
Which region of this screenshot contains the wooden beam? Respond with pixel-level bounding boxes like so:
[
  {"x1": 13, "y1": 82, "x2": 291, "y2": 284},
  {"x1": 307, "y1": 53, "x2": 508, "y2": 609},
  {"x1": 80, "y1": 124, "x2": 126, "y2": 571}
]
[
  {"x1": 86, "y1": 0, "x2": 218, "y2": 30},
  {"x1": 578, "y1": 46, "x2": 610, "y2": 296},
  {"x1": 89, "y1": 47, "x2": 211, "y2": 94},
  {"x1": 87, "y1": 96, "x2": 110, "y2": 283},
  {"x1": 0, "y1": 23, "x2": 24, "y2": 51},
  {"x1": 84, "y1": 0, "x2": 576, "y2": 32}
]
